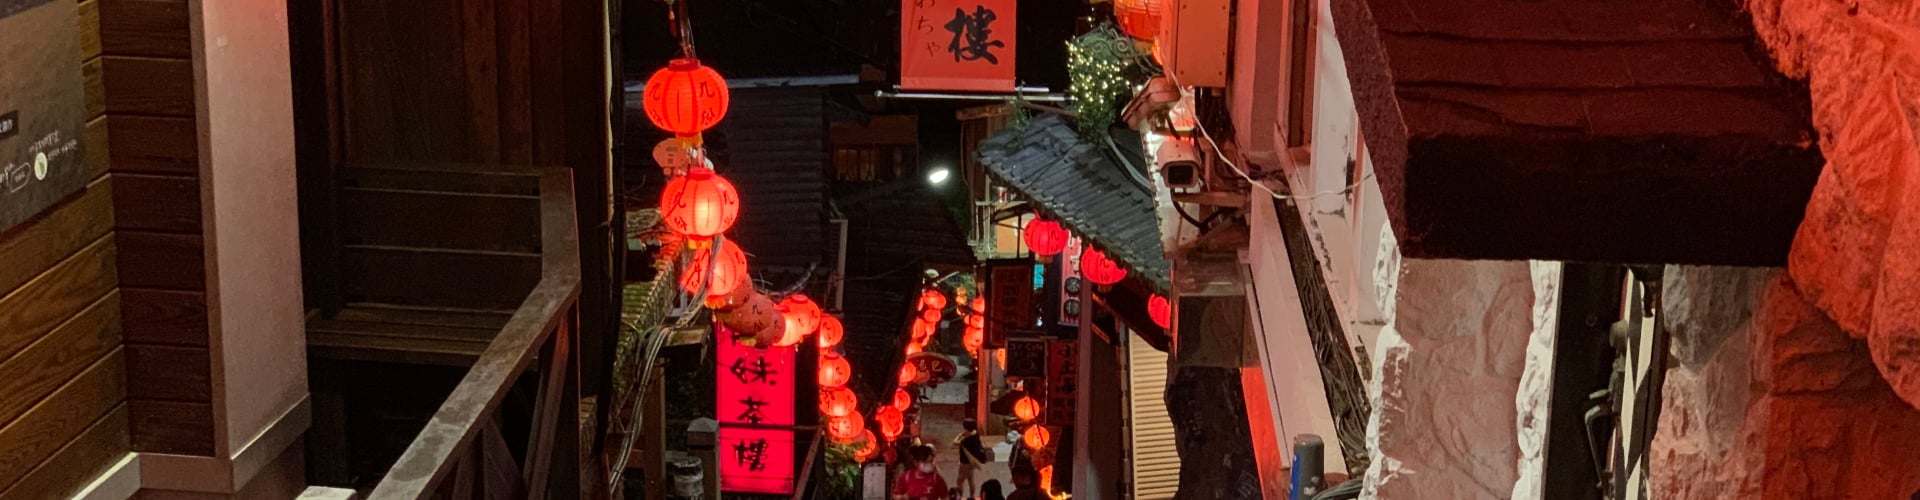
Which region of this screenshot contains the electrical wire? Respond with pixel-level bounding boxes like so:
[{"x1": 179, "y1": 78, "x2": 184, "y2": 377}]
[{"x1": 1166, "y1": 73, "x2": 1377, "y2": 202}]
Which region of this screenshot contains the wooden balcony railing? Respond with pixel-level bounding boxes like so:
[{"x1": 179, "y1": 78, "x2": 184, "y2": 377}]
[{"x1": 367, "y1": 168, "x2": 585, "y2": 499}]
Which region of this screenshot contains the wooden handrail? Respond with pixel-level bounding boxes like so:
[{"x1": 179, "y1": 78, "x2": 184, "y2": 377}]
[{"x1": 369, "y1": 167, "x2": 583, "y2": 499}]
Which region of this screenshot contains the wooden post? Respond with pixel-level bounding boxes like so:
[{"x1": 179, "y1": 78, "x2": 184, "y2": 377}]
[{"x1": 645, "y1": 365, "x2": 668, "y2": 500}]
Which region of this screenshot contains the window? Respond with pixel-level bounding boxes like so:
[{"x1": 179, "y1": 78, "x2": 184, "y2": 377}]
[{"x1": 831, "y1": 145, "x2": 916, "y2": 182}]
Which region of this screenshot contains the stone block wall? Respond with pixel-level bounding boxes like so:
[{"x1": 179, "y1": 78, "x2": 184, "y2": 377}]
[
  {"x1": 1652, "y1": 266, "x2": 1920, "y2": 499},
  {"x1": 1748, "y1": 0, "x2": 1920, "y2": 409},
  {"x1": 1361, "y1": 227, "x2": 1559, "y2": 500}
]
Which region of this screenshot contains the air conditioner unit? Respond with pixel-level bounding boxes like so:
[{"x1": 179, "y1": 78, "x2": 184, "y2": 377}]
[{"x1": 1161, "y1": 0, "x2": 1230, "y2": 88}]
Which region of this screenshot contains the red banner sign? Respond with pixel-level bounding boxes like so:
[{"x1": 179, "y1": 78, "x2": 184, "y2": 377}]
[
  {"x1": 985, "y1": 258, "x2": 1035, "y2": 349},
  {"x1": 900, "y1": 0, "x2": 1017, "y2": 92},
  {"x1": 717, "y1": 329, "x2": 798, "y2": 494}
]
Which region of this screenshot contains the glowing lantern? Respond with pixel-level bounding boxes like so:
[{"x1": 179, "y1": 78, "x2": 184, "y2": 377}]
[
  {"x1": 971, "y1": 297, "x2": 985, "y2": 314},
  {"x1": 897, "y1": 363, "x2": 920, "y2": 386},
  {"x1": 1114, "y1": 0, "x2": 1163, "y2": 41},
  {"x1": 661, "y1": 168, "x2": 738, "y2": 240},
  {"x1": 966, "y1": 314, "x2": 985, "y2": 330},
  {"x1": 1039, "y1": 466, "x2": 1055, "y2": 493},
  {"x1": 963, "y1": 328, "x2": 983, "y2": 353},
  {"x1": 1023, "y1": 425, "x2": 1051, "y2": 448},
  {"x1": 1013, "y1": 396, "x2": 1042, "y2": 421},
  {"x1": 904, "y1": 342, "x2": 923, "y2": 356},
  {"x1": 911, "y1": 319, "x2": 936, "y2": 340},
  {"x1": 1080, "y1": 247, "x2": 1128, "y2": 286},
  {"x1": 853, "y1": 430, "x2": 880, "y2": 461},
  {"x1": 1149, "y1": 294, "x2": 1172, "y2": 328},
  {"x1": 816, "y1": 315, "x2": 844, "y2": 348},
  {"x1": 820, "y1": 387, "x2": 858, "y2": 417},
  {"x1": 780, "y1": 294, "x2": 823, "y2": 337},
  {"x1": 875, "y1": 406, "x2": 906, "y2": 440},
  {"x1": 919, "y1": 307, "x2": 942, "y2": 324},
  {"x1": 642, "y1": 58, "x2": 730, "y2": 136},
  {"x1": 920, "y1": 289, "x2": 948, "y2": 311},
  {"x1": 680, "y1": 241, "x2": 747, "y2": 298},
  {"x1": 1023, "y1": 218, "x2": 1070, "y2": 258},
  {"x1": 827, "y1": 412, "x2": 866, "y2": 443},
  {"x1": 819, "y1": 353, "x2": 852, "y2": 388},
  {"x1": 892, "y1": 389, "x2": 912, "y2": 411}
]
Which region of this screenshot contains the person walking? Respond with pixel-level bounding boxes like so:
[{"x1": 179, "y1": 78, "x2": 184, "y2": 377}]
[
  {"x1": 951, "y1": 419, "x2": 988, "y2": 499},
  {"x1": 892, "y1": 445, "x2": 949, "y2": 500}
]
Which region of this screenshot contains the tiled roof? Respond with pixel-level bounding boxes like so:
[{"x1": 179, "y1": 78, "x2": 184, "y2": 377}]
[{"x1": 977, "y1": 114, "x2": 1172, "y2": 294}]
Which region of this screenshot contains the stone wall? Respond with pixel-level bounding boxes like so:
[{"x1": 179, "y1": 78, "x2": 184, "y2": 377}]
[
  {"x1": 1651, "y1": 266, "x2": 1920, "y2": 499},
  {"x1": 1360, "y1": 228, "x2": 1556, "y2": 499},
  {"x1": 1747, "y1": 0, "x2": 1920, "y2": 409}
]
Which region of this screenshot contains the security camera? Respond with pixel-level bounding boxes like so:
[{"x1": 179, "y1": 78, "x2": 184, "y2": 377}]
[{"x1": 1157, "y1": 138, "x2": 1203, "y2": 192}]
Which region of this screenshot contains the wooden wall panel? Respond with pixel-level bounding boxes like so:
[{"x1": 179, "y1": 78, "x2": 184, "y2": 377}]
[
  {"x1": 0, "y1": 237, "x2": 119, "y2": 363},
  {"x1": 100, "y1": 57, "x2": 195, "y2": 116},
  {"x1": 126, "y1": 400, "x2": 214, "y2": 456},
  {"x1": 0, "y1": 179, "x2": 113, "y2": 294},
  {"x1": 124, "y1": 345, "x2": 212, "y2": 402},
  {"x1": 114, "y1": 232, "x2": 206, "y2": 290},
  {"x1": 0, "y1": 293, "x2": 120, "y2": 428},
  {"x1": 0, "y1": 406, "x2": 129, "y2": 500},
  {"x1": 0, "y1": 351, "x2": 127, "y2": 492},
  {"x1": 105, "y1": 116, "x2": 198, "y2": 175},
  {"x1": 110, "y1": 174, "x2": 201, "y2": 233},
  {"x1": 96, "y1": 0, "x2": 192, "y2": 58},
  {"x1": 120, "y1": 289, "x2": 209, "y2": 347}
]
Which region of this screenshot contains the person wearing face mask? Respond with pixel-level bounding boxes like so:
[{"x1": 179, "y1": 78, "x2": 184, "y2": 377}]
[{"x1": 892, "y1": 445, "x2": 948, "y2": 500}]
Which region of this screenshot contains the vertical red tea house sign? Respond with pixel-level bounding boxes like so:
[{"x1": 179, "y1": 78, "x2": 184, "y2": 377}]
[
  {"x1": 717, "y1": 329, "x2": 798, "y2": 494},
  {"x1": 900, "y1": 0, "x2": 1017, "y2": 92}
]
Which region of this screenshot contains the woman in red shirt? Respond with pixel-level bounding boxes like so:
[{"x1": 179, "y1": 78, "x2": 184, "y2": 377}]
[{"x1": 892, "y1": 445, "x2": 948, "y2": 500}]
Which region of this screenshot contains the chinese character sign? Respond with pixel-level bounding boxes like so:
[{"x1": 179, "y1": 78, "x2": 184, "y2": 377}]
[
  {"x1": 900, "y1": 0, "x2": 1017, "y2": 92},
  {"x1": 717, "y1": 331, "x2": 797, "y2": 494}
]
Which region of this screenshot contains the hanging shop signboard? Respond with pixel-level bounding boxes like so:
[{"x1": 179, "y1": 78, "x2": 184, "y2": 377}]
[
  {"x1": 899, "y1": 0, "x2": 1017, "y2": 92},
  {"x1": 0, "y1": 0, "x2": 88, "y2": 234},
  {"x1": 716, "y1": 329, "x2": 798, "y2": 495},
  {"x1": 1004, "y1": 338, "x2": 1048, "y2": 378},
  {"x1": 1045, "y1": 339, "x2": 1077, "y2": 428},
  {"x1": 985, "y1": 258, "x2": 1035, "y2": 349},
  {"x1": 1057, "y1": 238, "x2": 1084, "y2": 327}
]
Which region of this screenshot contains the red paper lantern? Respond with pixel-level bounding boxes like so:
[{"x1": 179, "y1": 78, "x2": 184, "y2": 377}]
[
  {"x1": 1013, "y1": 396, "x2": 1042, "y2": 421},
  {"x1": 660, "y1": 168, "x2": 739, "y2": 240},
  {"x1": 853, "y1": 430, "x2": 880, "y2": 461},
  {"x1": 780, "y1": 294, "x2": 823, "y2": 338},
  {"x1": 1023, "y1": 218, "x2": 1070, "y2": 257},
  {"x1": 897, "y1": 363, "x2": 920, "y2": 386},
  {"x1": 680, "y1": 242, "x2": 748, "y2": 298},
  {"x1": 1114, "y1": 0, "x2": 1164, "y2": 41},
  {"x1": 911, "y1": 319, "x2": 936, "y2": 340},
  {"x1": 971, "y1": 297, "x2": 985, "y2": 314},
  {"x1": 1080, "y1": 247, "x2": 1128, "y2": 286},
  {"x1": 904, "y1": 342, "x2": 923, "y2": 356},
  {"x1": 816, "y1": 315, "x2": 844, "y2": 349},
  {"x1": 819, "y1": 353, "x2": 852, "y2": 388},
  {"x1": 920, "y1": 307, "x2": 942, "y2": 323},
  {"x1": 875, "y1": 406, "x2": 906, "y2": 440},
  {"x1": 920, "y1": 289, "x2": 948, "y2": 311},
  {"x1": 966, "y1": 314, "x2": 985, "y2": 330},
  {"x1": 1023, "y1": 425, "x2": 1051, "y2": 448},
  {"x1": 892, "y1": 389, "x2": 912, "y2": 411},
  {"x1": 820, "y1": 387, "x2": 858, "y2": 417},
  {"x1": 643, "y1": 58, "x2": 730, "y2": 136},
  {"x1": 963, "y1": 328, "x2": 983, "y2": 353},
  {"x1": 1149, "y1": 294, "x2": 1172, "y2": 328},
  {"x1": 827, "y1": 412, "x2": 866, "y2": 443}
]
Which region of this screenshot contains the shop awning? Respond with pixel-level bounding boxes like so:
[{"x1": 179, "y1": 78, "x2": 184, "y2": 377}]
[{"x1": 977, "y1": 114, "x2": 1173, "y2": 294}]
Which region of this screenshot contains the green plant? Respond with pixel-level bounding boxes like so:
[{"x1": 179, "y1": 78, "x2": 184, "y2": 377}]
[
  {"x1": 820, "y1": 442, "x2": 864, "y2": 498},
  {"x1": 1067, "y1": 25, "x2": 1151, "y2": 141}
]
